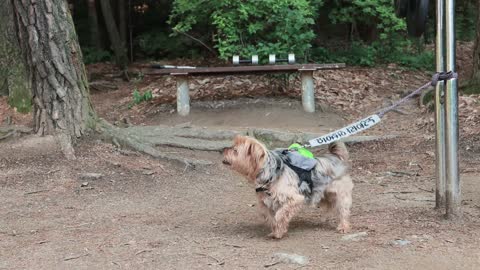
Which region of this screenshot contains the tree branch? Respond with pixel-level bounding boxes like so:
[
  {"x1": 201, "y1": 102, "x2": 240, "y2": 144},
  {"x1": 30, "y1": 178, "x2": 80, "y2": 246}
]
[{"x1": 173, "y1": 29, "x2": 217, "y2": 56}]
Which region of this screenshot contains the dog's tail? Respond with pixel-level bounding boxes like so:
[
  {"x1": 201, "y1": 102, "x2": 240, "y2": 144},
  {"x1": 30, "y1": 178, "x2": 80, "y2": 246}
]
[{"x1": 328, "y1": 142, "x2": 349, "y2": 161}]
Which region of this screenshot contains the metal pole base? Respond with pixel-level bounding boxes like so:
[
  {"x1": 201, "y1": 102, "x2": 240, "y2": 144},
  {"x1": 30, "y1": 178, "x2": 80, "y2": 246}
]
[
  {"x1": 435, "y1": 0, "x2": 446, "y2": 210},
  {"x1": 444, "y1": 0, "x2": 461, "y2": 219},
  {"x1": 435, "y1": 85, "x2": 446, "y2": 209},
  {"x1": 445, "y1": 78, "x2": 461, "y2": 218}
]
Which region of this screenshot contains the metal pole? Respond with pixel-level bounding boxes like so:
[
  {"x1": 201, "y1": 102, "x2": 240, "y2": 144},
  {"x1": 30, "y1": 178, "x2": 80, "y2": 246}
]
[
  {"x1": 435, "y1": 0, "x2": 446, "y2": 209},
  {"x1": 444, "y1": 0, "x2": 461, "y2": 218},
  {"x1": 300, "y1": 69, "x2": 315, "y2": 113},
  {"x1": 175, "y1": 74, "x2": 190, "y2": 116}
]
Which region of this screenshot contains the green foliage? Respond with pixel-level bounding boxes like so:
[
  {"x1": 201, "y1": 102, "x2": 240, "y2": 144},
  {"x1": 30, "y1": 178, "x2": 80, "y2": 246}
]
[
  {"x1": 8, "y1": 94, "x2": 31, "y2": 113},
  {"x1": 310, "y1": 0, "x2": 436, "y2": 70},
  {"x1": 311, "y1": 43, "x2": 376, "y2": 67},
  {"x1": 129, "y1": 89, "x2": 153, "y2": 108},
  {"x1": 456, "y1": 0, "x2": 476, "y2": 41},
  {"x1": 329, "y1": 0, "x2": 406, "y2": 34},
  {"x1": 169, "y1": 0, "x2": 323, "y2": 60},
  {"x1": 386, "y1": 50, "x2": 434, "y2": 70},
  {"x1": 135, "y1": 30, "x2": 202, "y2": 59},
  {"x1": 342, "y1": 43, "x2": 377, "y2": 67},
  {"x1": 311, "y1": 41, "x2": 434, "y2": 70},
  {"x1": 136, "y1": 31, "x2": 174, "y2": 57},
  {"x1": 329, "y1": 0, "x2": 409, "y2": 61},
  {"x1": 462, "y1": 83, "x2": 480, "y2": 95},
  {"x1": 70, "y1": 0, "x2": 475, "y2": 70},
  {"x1": 133, "y1": 89, "x2": 153, "y2": 104},
  {"x1": 82, "y1": 47, "x2": 112, "y2": 64},
  {"x1": 421, "y1": 89, "x2": 435, "y2": 111}
]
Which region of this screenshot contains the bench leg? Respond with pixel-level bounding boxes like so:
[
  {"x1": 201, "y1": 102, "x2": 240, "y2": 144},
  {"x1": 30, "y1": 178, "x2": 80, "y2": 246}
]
[
  {"x1": 176, "y1": 75, "x2": 190, "y2": 116},
  {"x1": 300, "y1": 70, "x2": 315, "y2": 113}
]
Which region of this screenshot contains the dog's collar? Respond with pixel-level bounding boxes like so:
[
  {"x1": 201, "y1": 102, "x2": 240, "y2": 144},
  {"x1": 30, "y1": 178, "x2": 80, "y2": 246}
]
[
  {"x1": 255, "y1": 186, "x2": 272, "y2": 196},
  {"x1": 256, "y1": 152, "x2": 283, "y2": 183}
]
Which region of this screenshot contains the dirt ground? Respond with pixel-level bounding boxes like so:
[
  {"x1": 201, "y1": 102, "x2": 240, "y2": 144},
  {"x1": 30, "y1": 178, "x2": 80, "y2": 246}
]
[{"x1": 1, "y1": 43, "x2": 480, "y2": 269}]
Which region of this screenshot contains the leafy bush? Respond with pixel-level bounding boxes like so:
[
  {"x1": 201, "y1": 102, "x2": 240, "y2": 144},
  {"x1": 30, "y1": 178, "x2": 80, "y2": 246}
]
[
  {"x1": 311, "y1": 43, "x2": 377, "y2": 67},
  {"x1": 386, "y1": 50, "x2": 434, "y2": 70},
  {"x1": 169, "y1": 0, "x2": 323, "y2": 61},
  {"x1": 135, "y1": 30, "x2": 202, "y2": 59},
  {"x1": 311, "y1": 42, "x2": 434, "y2": 70},
  {"x1": 82, "y1": 47, "x2": 112, "y2": 64},
  {"x1": 456, "y1": 0, "x2": 476, "y2": 41},
  {"x1": 343, "y1": 43, "x2": 377, "y2": 66},
  {"x1": 462, "y1": 83, "x2": 480, "y2": 95},
  {"x1": 329, "y1": 0, "x2": 407, "y2": 51},
  {"x1": 133, "y1": 89, "x2": 152, "y2": 104},
  {"x1": 129, "y1": 89, "x2": 153, "y2": 108}
]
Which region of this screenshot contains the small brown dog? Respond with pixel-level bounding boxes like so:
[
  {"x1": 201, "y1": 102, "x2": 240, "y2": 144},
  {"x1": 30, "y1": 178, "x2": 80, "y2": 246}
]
[{"x1": 223, "y1": 135, "x2": 353, "y2": 239}]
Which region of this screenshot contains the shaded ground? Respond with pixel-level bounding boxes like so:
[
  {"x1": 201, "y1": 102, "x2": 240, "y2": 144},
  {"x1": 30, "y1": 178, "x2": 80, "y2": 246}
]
[
  {"x1": 1, "y1": 133, "x2": 480, "y2": 269},
  {"x1": 142, "y1": 98, "x2": 345, "y2": 134},
  {"x1": 1, "y1": 42, "x2": 480, "y2": 269}
]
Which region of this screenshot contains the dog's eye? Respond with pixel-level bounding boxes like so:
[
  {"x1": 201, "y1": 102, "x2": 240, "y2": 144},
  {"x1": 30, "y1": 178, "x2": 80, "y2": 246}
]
[{"x1": 233, "y1": 148, "x2": 238, "y2": 155}]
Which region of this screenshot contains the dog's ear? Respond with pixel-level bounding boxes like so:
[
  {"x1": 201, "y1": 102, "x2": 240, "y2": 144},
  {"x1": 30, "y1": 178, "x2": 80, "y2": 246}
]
[
  {"x1": 234, "y1": 135, "x2": 246, "y2": 145},
  {"x1": 247, "y1": 141, "x2": 264, "y2": 160}
]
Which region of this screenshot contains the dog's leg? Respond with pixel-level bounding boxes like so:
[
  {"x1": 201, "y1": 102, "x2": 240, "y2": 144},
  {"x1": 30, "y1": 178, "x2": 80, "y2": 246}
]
[
  {"x1": 332, "y1": 176, "x2": 353, "y2": 233},
  {"x1": 257, "y1": 197, "x2": 275, "y2": 229},
  {"x1": 317, "y1": 192, "x2": 336, "y2": 225},
  {"x1": 269, "y1": 198, "x2": 303, "y2": 239},
  {"x1": 335, "y1": 191, "x2": 352, "y2": 233}
]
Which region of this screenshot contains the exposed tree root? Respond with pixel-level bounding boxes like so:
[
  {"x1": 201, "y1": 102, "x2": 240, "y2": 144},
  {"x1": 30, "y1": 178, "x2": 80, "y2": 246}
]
[
  {"x1": 89, "y1": 80, "x2": 119, "y2": 92},
  {"x1": 0, "y1": 131, "x2": 15, "y2": 140},
  {"x1": 0, "y1": 125, "x2": 32, "y2": 141},
  {"x1": 55, "y1": 133, "x2": 76, "y2": 160},
  {"x1": 96, "y1": 118, "x2": 397, "y2": 169},
  {"x1": 97, "y1": 119, "x2": 213, "y2": 168}
]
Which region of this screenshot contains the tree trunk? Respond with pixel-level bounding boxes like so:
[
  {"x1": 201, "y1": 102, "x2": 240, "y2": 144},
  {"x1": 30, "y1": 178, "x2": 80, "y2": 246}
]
[
  {"x1": 87, "y1": 0, "x2": 103, "y2": 49},
  {"x1": 119, "y1": 0, "x2": 127, "y2": 46},
  {"x1": 471, "y1": 0, "x2": 480, "y2": 83},
  {"x1": 0, "y1": 1, "x2": 32, "y2": 113},
  {"x1": 12, "y1": 0, "x2": 96, "y2": 156},
  {"x1": 99, "y1": 0, "x2": 128, "y2": 69}
]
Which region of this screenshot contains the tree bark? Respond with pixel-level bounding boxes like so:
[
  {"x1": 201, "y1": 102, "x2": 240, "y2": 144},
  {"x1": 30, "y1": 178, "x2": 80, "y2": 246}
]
[
  {"x1": 99, "y1": 0, "x2": 128, "y2": 69},
  {"x1": 0, "y1": 0, "x2": 31, "y2": 112},
  {"x1": 87, "y1": 0, "x2": 103, "y2": 49},
  {"x1": 12, "y1": 0, "x2": 96, "y2": 154},
  {"x1": 471, "y1": 0, "x2": 480, "y2": 83},
  {"x1": 118, "y1": 0, "x2": 127, "y2": 46}
]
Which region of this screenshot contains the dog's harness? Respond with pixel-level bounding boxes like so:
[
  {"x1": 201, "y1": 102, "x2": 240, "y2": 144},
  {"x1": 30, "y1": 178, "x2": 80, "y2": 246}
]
[
  {"x1": 283, "y1": 155, "x2": 314, "y2": 192},
  {"x1": 281, "y1": 150, "x2": 316, "y2": 193},
  {"x1": 255, "y1": 148, "x2": 316, "y2": 195}
]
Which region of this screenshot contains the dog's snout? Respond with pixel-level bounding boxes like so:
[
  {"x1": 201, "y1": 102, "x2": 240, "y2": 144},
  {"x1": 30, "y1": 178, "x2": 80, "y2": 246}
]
[
  {"x1": 222, "y1": 147, "x2": 232, "y2": 165},
  {"x1": 222, "y1": 160, "x2": 231, "y2": 165}
]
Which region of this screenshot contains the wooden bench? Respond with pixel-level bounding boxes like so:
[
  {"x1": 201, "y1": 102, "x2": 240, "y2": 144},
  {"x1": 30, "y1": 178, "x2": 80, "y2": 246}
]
[{"x1": 146, "y1": 63, "x2": 346, "y2": 116}]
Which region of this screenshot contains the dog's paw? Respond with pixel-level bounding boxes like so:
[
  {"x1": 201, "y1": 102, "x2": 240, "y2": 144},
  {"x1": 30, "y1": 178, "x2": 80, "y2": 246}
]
[
  {"x1": 266, "y1": 232, "x2": 285, "y2": 239},
  {"x1": 336, "y1": 223, "x2": 351, "y2": 234}
]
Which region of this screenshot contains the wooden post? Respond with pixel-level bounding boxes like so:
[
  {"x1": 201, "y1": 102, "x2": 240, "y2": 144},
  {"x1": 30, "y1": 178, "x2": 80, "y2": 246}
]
[
  {"x1": 300, "y1": 69, "x2": 315, "y2": 113},
  {"x1": 175, "y1": 74, "x2": 190, "y2": 116}
]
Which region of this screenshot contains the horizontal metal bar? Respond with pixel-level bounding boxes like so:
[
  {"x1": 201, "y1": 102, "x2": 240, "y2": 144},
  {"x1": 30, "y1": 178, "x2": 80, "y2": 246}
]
[{"x1": 145, "y1": 63, "x2": 346, "y2": 76}]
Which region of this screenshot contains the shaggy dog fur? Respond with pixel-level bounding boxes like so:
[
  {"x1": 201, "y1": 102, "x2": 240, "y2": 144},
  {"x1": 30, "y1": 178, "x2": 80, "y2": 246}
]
[{"x1": 223, "y1": 135, "x2": 353, "y2": 239}]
